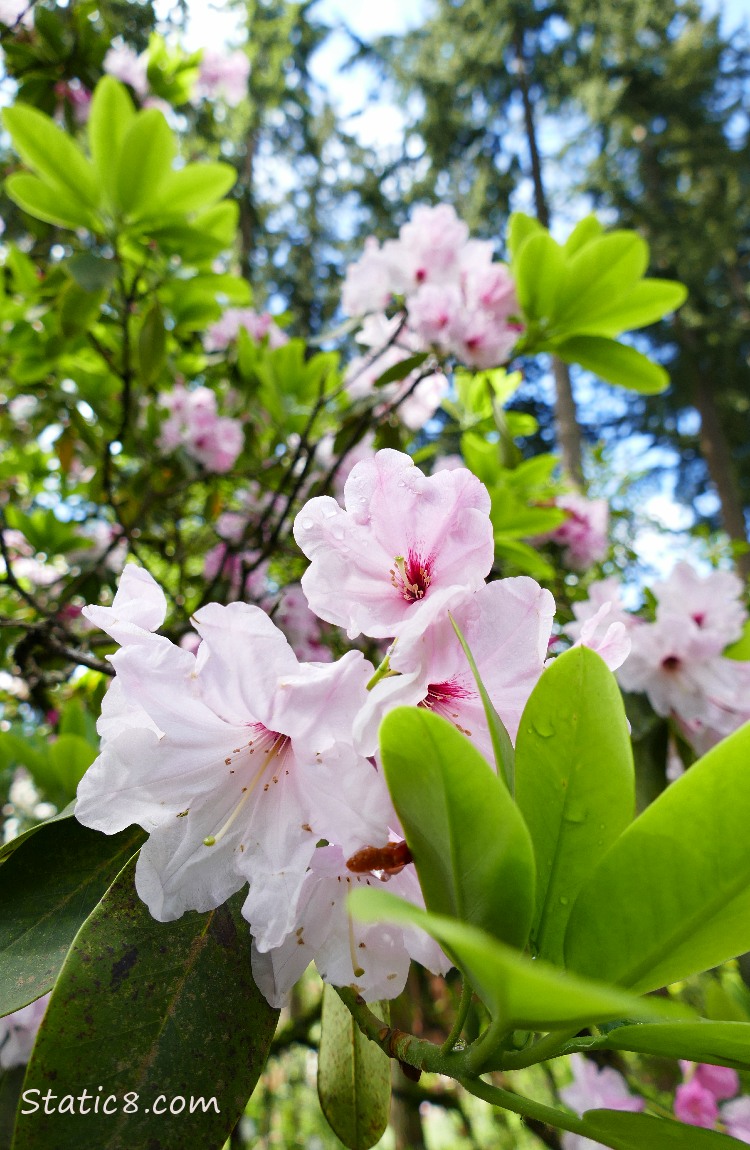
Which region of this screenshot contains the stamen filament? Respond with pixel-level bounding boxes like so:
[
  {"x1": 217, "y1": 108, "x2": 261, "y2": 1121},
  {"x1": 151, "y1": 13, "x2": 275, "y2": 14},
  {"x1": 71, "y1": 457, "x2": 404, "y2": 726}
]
[{"x1": 203, "y1": 733, "x2": 287, "y2": 847}]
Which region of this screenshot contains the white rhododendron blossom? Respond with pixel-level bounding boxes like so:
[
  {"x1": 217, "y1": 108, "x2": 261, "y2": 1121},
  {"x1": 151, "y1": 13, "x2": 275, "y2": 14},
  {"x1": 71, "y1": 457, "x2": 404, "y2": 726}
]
[{"x1": 78, "y1": 450, "x2": 642, "y2": 1008}]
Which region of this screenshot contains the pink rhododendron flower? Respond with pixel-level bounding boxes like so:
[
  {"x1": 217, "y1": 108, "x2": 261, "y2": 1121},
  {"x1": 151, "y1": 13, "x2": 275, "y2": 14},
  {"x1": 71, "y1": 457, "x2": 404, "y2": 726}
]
[
  {"x1": 77, "y1": 568, "x2": 391, "y2": 952},
  {"x1": 722, "y1": 1096, "x2": 750, "y2": 1143},
  {"x1": 274, "y1": 584, "x2": 333, "y2": 663},
  {"x1": 204, "y1": 308, "x2": 288, "y2": 352},
  {"x1": 675, "y1": 1079, "x2": 719, "y2": 1128},
  {"x1": 560, "y1": 1054, "x2": 644, "y2": 1150},
  {"x1": 103, "y1": 43, "x2": 148, "y2": 98},
  {"x1": 251, "y1": 845, "x2": 450, "y2": 1005},
  {"x1": 294, "y1": 449, "x2": 494, "y2": 639},
  {"x1": 545, "y1": 493, "x2": 609, "y2": 571},
  {"x1": 158, "y1": 385, "x2": 244, "y2": 473},
  {"x1": 196, "y1": 49, "x2": 250, "y2": 107},
  {"x1": 570, "y1": 603, "x2": 632, "y2": 672},
  {"x1": 0, "y1": 995, "x2": 50, "y2": 1069},
  {"x1": 565, "y1": 578, "x2": 635, "y2": 644},
  {"x1": 355, "y1": 578, "x2": 555, "y2": 761},
  {"x1": 680, "y1": 1062, "x2": 740, "y2": 1102},
  {"x1": 341, "y1": 237, "x2": 393, "y2": 315},
  {"x1": 652, "y1": 562, "x2": 746, "y2": 652}
]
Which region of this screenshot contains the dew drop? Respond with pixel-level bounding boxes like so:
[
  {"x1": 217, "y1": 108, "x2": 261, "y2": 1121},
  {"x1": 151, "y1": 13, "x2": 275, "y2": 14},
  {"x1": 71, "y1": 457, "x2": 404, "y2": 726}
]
[{"x1": 532, "y1": 718, "x2": 555, "y2": 738}]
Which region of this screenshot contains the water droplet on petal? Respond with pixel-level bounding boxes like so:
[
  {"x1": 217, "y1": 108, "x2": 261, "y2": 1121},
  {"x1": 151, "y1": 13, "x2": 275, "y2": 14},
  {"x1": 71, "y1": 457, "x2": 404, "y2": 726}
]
[{"x1": 300, "y1": 518, "x2": 313, "y2": 530}]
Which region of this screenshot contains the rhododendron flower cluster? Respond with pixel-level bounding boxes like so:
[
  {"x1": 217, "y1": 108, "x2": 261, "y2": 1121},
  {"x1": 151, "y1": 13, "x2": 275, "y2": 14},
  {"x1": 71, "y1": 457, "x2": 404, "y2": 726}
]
[
  {"x1": 158, "y1": 384, "x2": 244, "y2": 473},
  {"x1": 566, "y1": 562, "x2": 750, "y2": 752},
  {"x1": 78, "y1": 449, "x2": 582, "y2": 1007},
  {"x1": 204, "y1": 308, "x2": 288, "y2": 353},
  {"x1": 195, "y1": 49, "x2": 250, "y2": 107},
  {"x1": 341, "y1": 204, "x2": 523, "y2": 378},
  {"x1": 675, "y1": 1062, "x2": 750, "y2": 1142},
  {"x1": 103, "y1": 43, "x2": 149, "y2": 99},
  {"x1": 541, "y1": 492, "x2": 610, "y2": 571}
]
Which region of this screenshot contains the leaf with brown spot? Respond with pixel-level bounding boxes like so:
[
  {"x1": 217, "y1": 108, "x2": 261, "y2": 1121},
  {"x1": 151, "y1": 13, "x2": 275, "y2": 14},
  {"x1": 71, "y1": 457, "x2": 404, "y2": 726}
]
[{"x1": 12, "y1": 857, "x2": 278, "y2": 1150}]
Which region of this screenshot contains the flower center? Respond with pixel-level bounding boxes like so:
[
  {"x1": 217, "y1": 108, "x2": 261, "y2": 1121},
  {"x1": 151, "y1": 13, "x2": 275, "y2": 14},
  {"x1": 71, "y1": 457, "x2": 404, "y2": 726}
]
[
  {"x1": 390, "y1": 549, "x2": 433, "y2": 602},
  {"x1": 419, "y1": 678, "x2": 474, "y2": 726},
  {"x1": 661, "y1": 655, "x2": 681, "y2": 673},
  {"x1": 203, "y1": 725, "x2": 291, "y2": 847}
]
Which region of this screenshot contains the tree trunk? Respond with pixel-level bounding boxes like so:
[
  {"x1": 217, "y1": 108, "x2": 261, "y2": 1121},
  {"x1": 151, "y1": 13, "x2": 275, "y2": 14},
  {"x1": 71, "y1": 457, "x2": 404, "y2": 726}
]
[
  {"x1": 514, "y1": 26, "x2": 584, "y2": 487},
  {"x1": 693, "y1": 373, "x2": 750, "y2": 578}
]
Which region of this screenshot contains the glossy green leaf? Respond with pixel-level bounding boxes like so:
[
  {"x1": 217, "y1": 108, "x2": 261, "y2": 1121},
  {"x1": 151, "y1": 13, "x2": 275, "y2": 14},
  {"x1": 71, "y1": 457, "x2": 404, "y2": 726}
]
[
  {"x1": 4, "y1": 174, "x2": 98, "y2": 232},
  {"x1": 0, "y1": 1069, "x2": 24, "y2": 1150},
  {"x1": 586, "y1": 1020, "x2": 750, "y2": 1071},
  {"x1": 114, "y1": 109, "x2": 176, "y2": 218},
  {"x1": 13, "y1": 858, "x2": 278, "y2": 1150},
  {"x1": 146, "y1": 163, "x2": 237, "y2": 216},
  {"x1": 565, "y1": 721, "x2": 750, "y2": 993},
  {"x1": 87, "y1": 77, "x2": 135, "y2": 202},
  {"x1": 554, "y1": 336, "x2": 669, "y2": 393},
  {"x1": 515, "y1": 647, "x2": 635, "y2": 964},
  {"x1": 582, "y1": 1110, "x2": 746, "y2": 1148},
  {"x1": 563, "y1": 215, "x2": 604, "y2": 256},
  {"x1": 0, "y1": 805, "x2": 74, "y2": 868},
  {"x1": 724, "y1": 621, "x2": 750, "y2": 661},
  {"x1": 449, "y1": 616, "x2": 515, "y2": 792},
  {"x1": 317, "y1": 986, "x2": 390, "y2": 1150},
  {"x1": 350, "y1": 889, "x2": 684, "y2": 1031},
  {"x1": 0, "y1": 819, "x2": 144, "y2": 1017},
  {"x1": 372, "y1": 353, "x2": 428, "y2": 387},
  {"x1": 555, "y1": 232, "x2": 649, "y2": 325},
  {"x1": 138, "y1": 303, "x2": 167, "y2": 384},
  {"x1": 507, "y1": 211, "x2": 544, "y2": 261},
  {"x1": 515, "y1": 233, "x2": 566, "y2": 322},
  {"x1": 565, "y1": 278, "x2": 688, "y2": 337},
  {"x1": 380, "y1": 707, "x2": 535, "y2": 948},
  {"x1": 3, "y1": 104, "x2": 100, "y2": 206}
]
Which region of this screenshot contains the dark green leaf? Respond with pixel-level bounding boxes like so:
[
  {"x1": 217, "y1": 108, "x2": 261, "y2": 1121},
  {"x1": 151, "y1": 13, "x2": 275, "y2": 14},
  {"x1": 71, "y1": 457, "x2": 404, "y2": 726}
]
[
  {"x1": 0, "y1": 819, "x2": 144, "y2": 1017},
  {"x1": 67, "y1": 255, "x2": 118, "y2": 294},
  {"x1": 138, "y1": 303, "x2": 167, "y2": 384},
  {"x1": 380, "y1": 708, "x2": 534, "y2": 948},
  {"x1": 372, "y1": 353, "x2": 428, "y2": 387},
  {"x1": 515, "y1": 648, "x2": 635, "y2": 964},
  {"x1": 0, "y1": 1068, "x2": 25, "y2": 1150},
  {"x1": 317, "y1": 986, "x2": 390, "y2": 1150},
  {"x1": 13, "y1": 858, "x2": 278, "y2": 1150}
]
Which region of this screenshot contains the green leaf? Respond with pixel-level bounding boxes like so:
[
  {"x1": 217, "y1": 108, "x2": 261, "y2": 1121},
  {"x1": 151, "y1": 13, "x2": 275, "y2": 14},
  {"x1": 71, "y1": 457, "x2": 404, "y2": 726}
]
[
  {"x1": 4, "y1": 174, "x2": 97, "y2": 231},
  {"x1": 563, "y1": 215, "x2": 604, "y2": 256},
  {"x1": 565, "y1": 278, "x2": 688, "y2": 337},
  {"x1": 317, "y1": 986, "x2": 390, "y2": 1150},
  {"x1": 138, "y1": 303, "x2": 167, "y2": 384},
  {"x1": 556, "y1": 232, "x2": 649, "y2": 326},
  {"x1": 554, "y1": 336, "x2": 669, "y2": 394},
  {"x1": 515, "y1": 233, "x2": 566, "y2": 322},
  {"x1": 3, "y1": 104, "x2": 100, "y2": 207},
  {"x1": 565, "y1": 721, "x2": 750, "y2": 993},
  {"x1": 449, "y1": 615, "x2": 515, "y2": 792},
  {"x1": 380, "y1": 708, "x2": 535, "y2": 948},
  {"x1": 0, "y1": 1068, "x2": 25, "y2": 1150},
  {"x1": 0, "y1": 819, "x2": 144, "y2": 1017},
  {"x1": 13, "y1": 858, "x2": 278, "y2": 1150},
  {"x1": 372, "y1": 353, "x2": 428, "y2": 387},
  {"x1": 515, "y1": 648, "x2": 635, "y2": 964},
  {"x1": 0, "y1": 805, "x2": 74, "y2": 868},
  {"x1": 724, "y1": 620, "x2": 750, "y2": 661},
  {"x1": 114, "y1": 109, "x2": 176, "y2": 218},
  {"x1": 59, "y1": 285, "x2": 107, "y2": 340},
  {"x1": 46, "y1": 735, "x2": 96, "y2": 803},
  {"x1": 145, "y1": 163, "x2": 237, "y2": 216},
  {"x1": 349, "y1": 889, "x2": 684, "y2": 1031},
  {"x1": 67, "y1": 254, "x2": 118, "y2": 294},
  {"x1": 87, "y1": 77, "x2": 135, "y2": 203},
  {"x1": 586, "y1": 1020, "x2": 750, "y2": 1071},
  {"x1": 582, "y1": 1110, "x2": 746, "y2": 1148},
  {"x1": 507, "y1": 212, "x2": 544, "y2": 262}
]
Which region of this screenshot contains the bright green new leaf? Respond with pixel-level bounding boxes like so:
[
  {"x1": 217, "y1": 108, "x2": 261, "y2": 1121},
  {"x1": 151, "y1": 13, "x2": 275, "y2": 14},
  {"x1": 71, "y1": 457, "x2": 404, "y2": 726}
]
[
  {"x1": 349, "y1": 889, "x2": 685, "y2": 1031},
  {"x1": 87, "y1": 77, "x2": 136, "y2": 202},
  {"x1": 114, "y1": 109, "x2": 176, "y2": 218},
  {"x1": 317, "y1": 986, "x2": 390, "y2": 1150},
  {"x1": 724, "y1": 621, "x2": 750, "y2": 661},
  {"x1": 0, "y1": 818, "x2": 143, "y2": 1017},
  {"x1": 555, "y1": 232, "x2": 649, "y2": 326},
  {"x1": 380, "y1": 708, "x2": 535, "y2": 948},
  {"x1": 507, "y1": 211, "x2": 544, "y2": 261},
  {"x1": 563, "y1": 215, "x2": 604, "y2": 256},
  {"x1": 138, "y1": 303, "x2": 167, "y2": 384},
  {"x1": 581, "y1": 1110, "x2": 746, "y2": 1148},
  {"x1": 13, "y1": 859, "x2": 279, "y2": 1150},
  {"x1": 515, "y1": 232, "x2": 566, "y2": 322},
  {"x1": 515, "y1": 647, "x2": 635, "y2": 964},
  {"x1": 563, "y1": 278, "x2": 688, "y2": 337},
  {"x1": 587, "y1": 1020, "x2": 750, "y2": 1071},
  {"x1": 554, "y1": 336, "x2": 669, "y2": 393},
  {"x1": 145, "y1": 162, "x2": 237, "y2": 216},
  {"x1": 5, "y1": 174, "x2": 99, "y2": 232},
  {"x1": 565, "y1": 721, "x2": 750, "y2": 993},
  {"x1": 3, "y1": 104, "x2": 100, "y2": 207}
]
